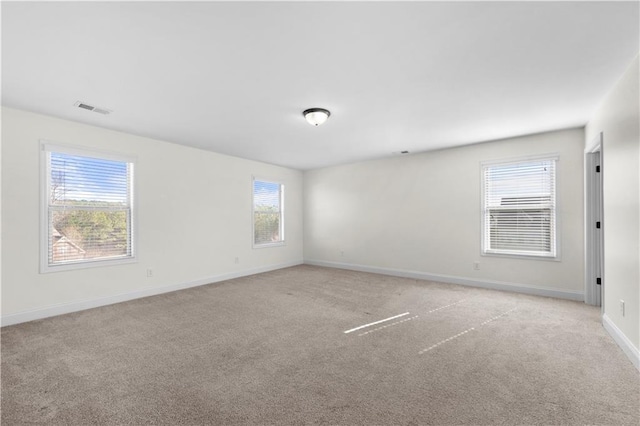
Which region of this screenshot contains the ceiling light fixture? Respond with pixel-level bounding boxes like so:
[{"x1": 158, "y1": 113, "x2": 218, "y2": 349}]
[{"x1": 303, "y1": 108, "x2": 330, "y2": 126}]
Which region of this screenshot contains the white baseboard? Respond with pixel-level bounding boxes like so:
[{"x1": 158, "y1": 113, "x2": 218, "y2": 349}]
[
  {"x1": 1, "y1": 260, "x2": 303, "y2": 327},
  {"x1": 304, "y1": 259, "x2": 584, "y2": 301},
  {"x1": 602, "y1": 314, "x2": 640, "y2": 371}
]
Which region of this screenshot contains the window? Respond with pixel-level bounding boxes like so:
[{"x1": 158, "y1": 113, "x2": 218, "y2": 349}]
[
  {"x1": 41, "y1": 143, "x2": 135, "y2": 272},
  {"x1": 252, "y1": 178, "x2": 284, "y2": 247},
  {"x1": 482, "y1": 157, "x2": 557, "y2": 258}
]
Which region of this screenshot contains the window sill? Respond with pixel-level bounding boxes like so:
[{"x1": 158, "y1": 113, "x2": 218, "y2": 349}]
[
  {"x1": 481, "y1": 251, "x2": 560, "y2": 262},
  {"x1": 253, "y1": 241, "x2": 286, "y2": 249},
  {"x1": 40, "y1": 256, "x2": 137, "y2": 273}
]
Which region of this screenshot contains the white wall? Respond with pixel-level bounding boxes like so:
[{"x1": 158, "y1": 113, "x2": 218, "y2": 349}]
[
  {"x1": 1, "y1": 107, "x2": 304, "y2": 324},
  {"x1": 586, "y1": 55, "x2": 639, "y2": 359},
  {"x1": 304, "y1": 128, "x2": 585, "y2": 299}
]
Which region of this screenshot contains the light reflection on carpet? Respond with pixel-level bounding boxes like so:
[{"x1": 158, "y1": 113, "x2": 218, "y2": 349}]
[{"x1": 419, "y1": 307, "x2": 517, "y2": 354}]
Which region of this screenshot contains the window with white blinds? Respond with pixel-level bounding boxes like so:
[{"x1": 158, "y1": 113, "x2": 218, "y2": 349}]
[
  {"x1": 482, "y1": 157, "x2": 557, "y2": 258},
  {"x1": 253, "y1": 179, "x2": 284, "y2": 247},
  {"x1": 41, "y1": 143, "x2": 135, "y2": 271}
]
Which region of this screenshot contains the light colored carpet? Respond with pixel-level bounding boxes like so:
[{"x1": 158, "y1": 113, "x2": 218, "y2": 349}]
[{"x1": 2, "y1": 265, "x2": 639, "y2": 425}]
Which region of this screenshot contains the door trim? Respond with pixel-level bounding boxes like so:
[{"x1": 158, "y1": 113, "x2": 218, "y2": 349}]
[{"x1": 584, "y1": 132, "x2": 603, "y2": 307}]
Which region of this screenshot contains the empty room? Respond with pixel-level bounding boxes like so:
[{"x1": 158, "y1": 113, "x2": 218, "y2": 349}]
[{"x1": 1, "y1": 1, "x2": 639, "y2": 425}]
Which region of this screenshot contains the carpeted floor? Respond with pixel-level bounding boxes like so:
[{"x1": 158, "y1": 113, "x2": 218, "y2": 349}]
[{"x1": 2, "y1": 265, "x2": 639, "y2": 425}]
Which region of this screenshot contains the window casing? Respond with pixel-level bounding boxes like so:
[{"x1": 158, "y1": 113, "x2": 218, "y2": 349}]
[
  {"x1": 41, "y1": 142, "x2": 136, "y2": 272},
  {"x1": 482, "y1": 157, "x2": 557, "y2": 258},
  {"x1": 252, "y1": 178, "x2": 284, "y2": 247}
]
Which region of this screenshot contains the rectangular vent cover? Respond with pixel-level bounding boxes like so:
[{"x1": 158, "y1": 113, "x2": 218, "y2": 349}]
[{"x1": 74, "y1": 101, "x2": 112, "y2": 115}]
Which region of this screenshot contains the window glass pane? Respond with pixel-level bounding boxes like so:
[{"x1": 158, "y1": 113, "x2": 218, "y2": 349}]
[
  {"x1": 485, "y1": 161, "x2": 554, "y2": 207},
  {"x1": 253, "y1": 180, "x2": 283, "y2": 245},
  {"x1": 50, "y1": 210, "x2": 130, "y2": 263},
  {"x1": 45, "y1": 147, "x2": 134, "y2": 267},
  {"x1": 50, "y1": 152, "x2": 128, "y2": 206},
  {"x1": 489, "y1": 209, "x2": 551, "y2": 251}
]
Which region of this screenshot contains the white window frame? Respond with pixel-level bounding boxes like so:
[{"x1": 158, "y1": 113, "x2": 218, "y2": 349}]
[
  {"x1": 40, "y1": 141, "x2": 137, "y2": 273},
  {"x1": 481, "y1": 154, "x2": 559, "y2": 260},
  {"x1": 252, "y1": 177, "x2": 285, "y2": 248}
]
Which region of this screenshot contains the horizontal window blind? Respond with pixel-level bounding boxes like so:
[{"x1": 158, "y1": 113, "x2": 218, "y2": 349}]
[
  {"x1": 253, "y1": 180, "x2": 284, "y2": 245},
  {"x1": 483, "y1": 158, "x2": 556, "y2": 257},
  {"x1": 46, "y1": 149, "x2": 134, "y2": 266}
]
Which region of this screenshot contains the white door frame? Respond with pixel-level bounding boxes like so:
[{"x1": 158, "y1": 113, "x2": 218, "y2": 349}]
[{"x1": 584, "y1": 132, "x2": 604, "y2": 307}]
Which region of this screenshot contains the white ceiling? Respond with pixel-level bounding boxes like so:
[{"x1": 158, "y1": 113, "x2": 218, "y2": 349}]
[{"x1": 2, "y1": 2, "x2": 638, "y2": 170}]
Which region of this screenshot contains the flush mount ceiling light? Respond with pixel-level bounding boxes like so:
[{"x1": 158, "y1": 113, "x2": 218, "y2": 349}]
[{"x1": 303, "y1": 108, "x2": 330, "y2": 126}]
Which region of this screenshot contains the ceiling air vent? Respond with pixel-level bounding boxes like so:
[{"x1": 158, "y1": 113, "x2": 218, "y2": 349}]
[{"x1": 74, "y1": 101, "x2": 112, "y2": 115}]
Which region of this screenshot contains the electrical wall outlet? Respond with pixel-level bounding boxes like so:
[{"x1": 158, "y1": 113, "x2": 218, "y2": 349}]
[
  {"x1": 473, "y1": 261, "x2": 480, "y2": 270},
  {"x1": 234, "y1": 257, "x2": 239, "y2": 264},
  {"x1": 146, "y1": 268, "x2": 154, "y2": 278}
]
